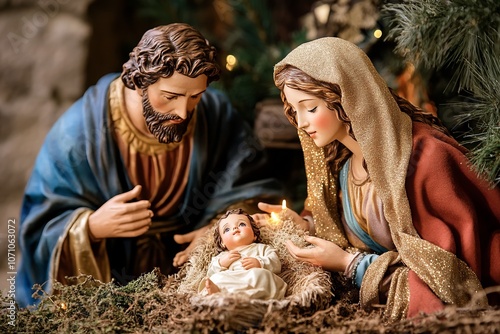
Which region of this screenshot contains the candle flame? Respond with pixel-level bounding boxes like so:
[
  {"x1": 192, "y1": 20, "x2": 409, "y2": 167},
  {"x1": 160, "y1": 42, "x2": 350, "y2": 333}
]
[
  {"x1": 282, "y1": 199, "x2": 287, "y2": 210},
  {"x1": 269, "y1": 212, "x2": 280, "y2": 226}
]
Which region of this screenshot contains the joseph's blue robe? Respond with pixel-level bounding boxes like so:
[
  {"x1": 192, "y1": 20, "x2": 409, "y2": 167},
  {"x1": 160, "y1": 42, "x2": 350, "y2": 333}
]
[{"x1": 16, "y1": 74, "x2": 281, "y2": 307}]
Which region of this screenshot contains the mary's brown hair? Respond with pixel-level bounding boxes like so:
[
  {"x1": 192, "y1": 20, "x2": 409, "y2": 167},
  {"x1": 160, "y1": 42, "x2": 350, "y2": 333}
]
[
  {"x1": 274, "y1": 64, "x2": 450, "y2": 176},
  {"x1": 121, "y1": 23, "x2": 220, "y2": 90}
]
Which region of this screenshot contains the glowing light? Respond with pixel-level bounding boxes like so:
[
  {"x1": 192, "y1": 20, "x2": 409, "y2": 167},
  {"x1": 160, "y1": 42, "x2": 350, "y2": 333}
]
[
  {"x1": 226, "y1": 54, "x2": 237, "y2": 71},
  {"x1": 314, "y1": 4, "x2": 330, "y2": 24},
  {"x1": 226, "y1": 54, "x2": 236, "y2": 65},
  {"x1": 270, "y1": 212, "x2": 280, "y2": 224},
  {"x1": 373, "y1": 29, "x2": 382, "y2": 39},
  {"x1": 268, "y1": 200, "x2": 287, "y2": 226},
  {"x1": 60, "y1": 302, "x2": 67, "y2": 310}
]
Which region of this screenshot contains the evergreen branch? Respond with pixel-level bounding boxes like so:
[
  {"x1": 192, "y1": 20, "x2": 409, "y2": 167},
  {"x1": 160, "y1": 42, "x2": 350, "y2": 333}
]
[
  {"x1": 383, "y1": 0, "x2": 500, "y2": 185},
  {"x1": 464, "y1": 126, "x2": 500, "y2": 187},
  {"x1": 383, "y1": 0, "x2": 500, "y2": 92},
  {"x1": 444, "y1": 54, "x2": 499, "y2": 186}
]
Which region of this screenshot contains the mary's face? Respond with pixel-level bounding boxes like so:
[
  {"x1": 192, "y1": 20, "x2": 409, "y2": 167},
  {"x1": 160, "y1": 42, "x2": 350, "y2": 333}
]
[{"x1": 283, "y1": 85, "x2": 348, "y2": 148}]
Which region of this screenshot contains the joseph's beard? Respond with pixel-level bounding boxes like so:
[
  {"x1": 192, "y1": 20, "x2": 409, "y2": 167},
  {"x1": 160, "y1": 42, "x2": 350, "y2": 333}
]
[{"x1": 142, "y1": 91, "x2": 192, "y2": 144}]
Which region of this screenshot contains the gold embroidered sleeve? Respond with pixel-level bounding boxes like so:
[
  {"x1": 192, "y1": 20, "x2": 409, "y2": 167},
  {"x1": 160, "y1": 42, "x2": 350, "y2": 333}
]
[
  {"x1": 359, "y1": 251, "x2": 409, "y2": 320},
  {"x1": 51, "y1": 208, "x2": 111, "y2": 285}
]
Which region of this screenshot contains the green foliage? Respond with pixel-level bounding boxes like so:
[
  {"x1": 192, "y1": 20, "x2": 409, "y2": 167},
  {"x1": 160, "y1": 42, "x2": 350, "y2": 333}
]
[
  {"x1": 0, "y1": 271, "x2": 168, "y2": 333},
  {"x1": 3, "y1": 270, "x2": 500, "y2": 333},
  {"x1": 383, "y1": 0, "x2": 500, "y2": 185},
  {"x1": 213, "y1": 0, "x2": 308, "y2": 122},
  {"x1": 134, "y1": 0, "x2": 307, "y2": 123},
  {"x1": 136, "y1": 0, "x2": 218, "y2": 39}
]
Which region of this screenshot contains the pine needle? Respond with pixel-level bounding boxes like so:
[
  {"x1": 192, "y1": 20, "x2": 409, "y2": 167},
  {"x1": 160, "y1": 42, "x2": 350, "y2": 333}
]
[{"x1": 383, "y1": 0, "x2": 500, "y2": 185}]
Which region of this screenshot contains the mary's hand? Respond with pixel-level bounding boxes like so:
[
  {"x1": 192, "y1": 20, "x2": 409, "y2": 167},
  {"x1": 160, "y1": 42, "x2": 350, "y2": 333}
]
[
  {"x1": 285, "y1": 235, "x2": 355, "y2": 272},
  {"x1": 254, "y1": 202, "x2": 310, "y2": 231},
  {"x1": 251, "y1": 212, "x2": 271, "y2": 227}
]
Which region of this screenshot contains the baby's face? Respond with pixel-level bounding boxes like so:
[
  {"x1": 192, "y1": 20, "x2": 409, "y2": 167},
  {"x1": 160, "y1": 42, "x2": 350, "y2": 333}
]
[{"x1": 218, "y1": 214, "x2": 256, "y2": 250}]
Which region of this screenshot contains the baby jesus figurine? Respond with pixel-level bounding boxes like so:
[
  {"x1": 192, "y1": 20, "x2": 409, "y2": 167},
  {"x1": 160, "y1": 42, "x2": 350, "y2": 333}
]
[{"x1": 198, "y1": 208, "x2": 287, "y2": 299}]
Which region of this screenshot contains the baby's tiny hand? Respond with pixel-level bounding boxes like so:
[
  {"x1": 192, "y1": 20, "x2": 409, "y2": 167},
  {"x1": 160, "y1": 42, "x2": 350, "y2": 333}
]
[
  {"x1": 219, "y1": 250, "x2": 241, "y2": 268},
  {"x1": 241, "y1": 257, "x2": 261, "y2": 270}
]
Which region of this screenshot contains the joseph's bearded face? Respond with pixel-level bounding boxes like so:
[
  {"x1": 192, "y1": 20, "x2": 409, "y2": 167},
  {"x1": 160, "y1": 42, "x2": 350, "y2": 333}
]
[
  {"x1": 140, "y1": 72, "x2": 208, "y2": 144},
  {"x1": 142, "y1": 89, "x2": 192, "y2": 144}
]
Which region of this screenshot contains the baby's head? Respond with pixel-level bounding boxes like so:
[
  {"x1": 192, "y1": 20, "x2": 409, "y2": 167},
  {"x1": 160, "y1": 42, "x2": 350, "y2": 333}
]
[{"x1": 214, "y1": 208, "x2": 262, "y2": 252}]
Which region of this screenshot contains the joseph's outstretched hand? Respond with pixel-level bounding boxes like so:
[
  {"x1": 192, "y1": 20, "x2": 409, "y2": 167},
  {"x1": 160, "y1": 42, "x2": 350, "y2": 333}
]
[
  {"x1": 88, "y1": 185, "x2": 153, "y2": 239},
  {"x1": 286, "y1": 235, "x2": 355, "y2": 272},
  {"x1": 173, "y1": 224, "x2": 210, "y2": 267}
]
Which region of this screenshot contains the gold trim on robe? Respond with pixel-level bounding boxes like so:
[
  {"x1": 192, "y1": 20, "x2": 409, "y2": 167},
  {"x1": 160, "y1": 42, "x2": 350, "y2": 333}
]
[
  {"x1": 51, "y1": 208, "x2": 111, "y2": 285},
  {"x1": 109, "y1": 78, "x2": 195, "y2": 217},
  {"x1": 275, "y1": 37, "x2": 487, "y2": 321}
]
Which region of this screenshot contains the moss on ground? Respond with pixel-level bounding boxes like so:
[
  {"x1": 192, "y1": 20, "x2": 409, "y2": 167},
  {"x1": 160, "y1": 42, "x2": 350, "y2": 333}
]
[{"x1": 2, "y1": 269, "x2": 499, "y2": 333}]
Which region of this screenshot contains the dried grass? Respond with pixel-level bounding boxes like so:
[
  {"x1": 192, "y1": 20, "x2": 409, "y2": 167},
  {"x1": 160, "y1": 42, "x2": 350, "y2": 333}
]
[{"x1": 2, "y1": 219, "x2": 499, "y2": 333}]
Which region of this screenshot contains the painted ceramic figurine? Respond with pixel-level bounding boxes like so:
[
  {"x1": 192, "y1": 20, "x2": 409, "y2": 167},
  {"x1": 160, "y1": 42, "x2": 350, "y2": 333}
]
[
  {"x1": 256, "y1": 37, "x2": 500, "y2": 320},
  {"x1": 17, "y1": 23, "x2": 281, "y2": 307},
  {"x1": 199, "y1": 208, "x2": 287, "y2": 300}
]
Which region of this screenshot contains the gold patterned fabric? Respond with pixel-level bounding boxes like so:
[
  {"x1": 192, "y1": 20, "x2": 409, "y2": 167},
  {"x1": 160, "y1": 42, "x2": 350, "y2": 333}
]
[
  {"x1": 274, "y1": 37, "x2": 487, "y2": 320},
  {"x1": 51, "y1": 209, "x2": 111, "y2": 285},
  {"x1": 49, "y1": 79, "x2": 273, "y2": 284},
  {"x1": 299, "y1": 129, "x2": 349, "y2": 247},
  {"x1": 109, "y1": 78, "x2": 194, "y2": 217},
  {"x1": 50, "y1": 79, "x2": 197, "y2": 284}
]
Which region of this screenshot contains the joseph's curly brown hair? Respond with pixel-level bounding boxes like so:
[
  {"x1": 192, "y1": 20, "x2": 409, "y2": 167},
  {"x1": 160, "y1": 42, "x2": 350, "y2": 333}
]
[
  {"x1": 121, "y1": 23, "x2": 220, "y2": 90},
  {"x1": 213, "y1": 208, "x2": 262, "y2": 252}
]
